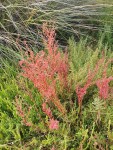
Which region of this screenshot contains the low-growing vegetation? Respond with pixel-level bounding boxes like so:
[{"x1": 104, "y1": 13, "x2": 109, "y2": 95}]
[
  {"x1": 1, "y1": 23, "x2": 113, "y2": 149},
  {"x1": 1, "y1": 0, "x2": 113, "y2": 149}
]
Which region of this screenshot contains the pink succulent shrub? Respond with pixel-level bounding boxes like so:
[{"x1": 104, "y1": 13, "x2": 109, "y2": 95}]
[
  {"x1": 75, "y1": 57, "x2": 105, "y2": 108},
  {"x1": 15, "y1": 97, "x2": 32, "y2": 127},
  {"x1": 17, "y1": 23, "x2": 113, "y2": 130},
  {"x1": 19, "y1": 23, "x2": 68, "y2": 129},
  {"x1": 49, "y1": 119, "x2": 59, "y2": 130},
  {"x1": 42, "y1": 102, "x2": 53, "y2": 119},
  {"x1": 96, "y1": 59, "x2": 113, "y2": 99},
  {"x1": 96, "y1": 77, "x2": 113, "y2": 99},
  {"x1": 76, "y1": 56, "x2": 113, "y2": 109}
]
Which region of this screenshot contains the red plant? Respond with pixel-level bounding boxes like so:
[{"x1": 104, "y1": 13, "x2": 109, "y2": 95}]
[
  {"x1": 76, "y1": 57, "x2": 105, "y2": 108},
  {"x1": 96, "y1": 59, "x2": 113, "y2": 99},
  {"x1": 15, "y1": 97, "x2": 32, "y2": 126},
  {"x1": 49, "y1": 118, "x2": 59, "y2": 130},
  {"x1": 42, "y1": 102, "x2": 53, "y2": 118},
  {"x1": 18, "y1": 23, "x2": 113, "y2": 130},
  {"x1": 19, "y1": 23, "x2": 68, "y2": 129},
  {"x1": 76, "y1": 57, "x2": 113, "y2": 109},
  {"x1": 96, "y1": 77, "x2": 113, "y2": 99}
]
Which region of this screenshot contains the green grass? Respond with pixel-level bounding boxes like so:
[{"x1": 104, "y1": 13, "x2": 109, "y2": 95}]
[
  {"x1": 1, "y1": 0, "x2": 113, "y2": 50},
  {"x1": 1, "y1": 1, "x2": 113, "y2": 76}
]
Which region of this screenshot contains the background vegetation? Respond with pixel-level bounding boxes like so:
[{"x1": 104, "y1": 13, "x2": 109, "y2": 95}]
[{"x1": 1, "y1": 0, "x2": 113, "y2": 149}]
